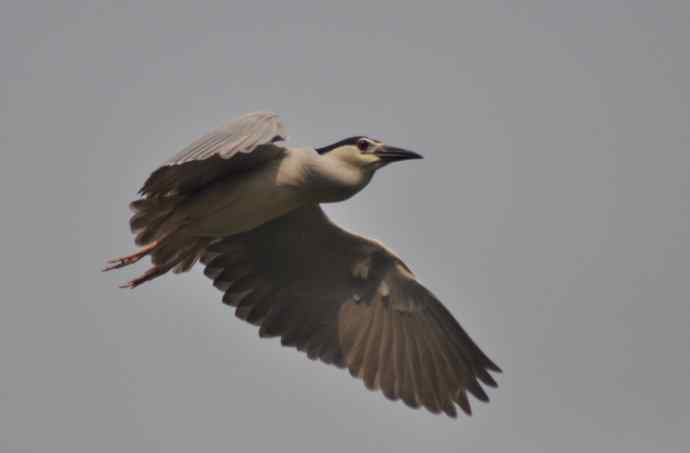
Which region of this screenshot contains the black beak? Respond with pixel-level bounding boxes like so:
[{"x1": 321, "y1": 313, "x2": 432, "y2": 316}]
[{"x1": 374, "y1": 146, "x2": 423, "y2": 162}]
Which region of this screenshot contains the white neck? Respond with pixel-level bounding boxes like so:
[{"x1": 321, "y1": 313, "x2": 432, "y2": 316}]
[{"x1": 304, "y1": 151, "x2": 375, "y2": 203}]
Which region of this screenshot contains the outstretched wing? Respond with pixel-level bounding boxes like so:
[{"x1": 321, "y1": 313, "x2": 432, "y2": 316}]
[
  {"x1": 201, "y1": 205, "x2": 501, "y2": 417},
  {"x1": 139, "y1": 112, "x2": 287, "y2": 197}
]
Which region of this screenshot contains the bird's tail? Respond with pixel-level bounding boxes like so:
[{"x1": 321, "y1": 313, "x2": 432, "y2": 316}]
[
  {"x1": 104, "y1": 201, "x2": 211, "y2": 287},
  {"x1": 103, "y1": 232, "x2": 211, "y2": 288},
  {"x1": 128, "y1": 196, "x2": 182, "y2": 246}
]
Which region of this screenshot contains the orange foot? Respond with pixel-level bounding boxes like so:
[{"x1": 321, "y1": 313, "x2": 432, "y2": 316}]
[
  {"x1": 119, "y1": 262, "x2": 174, "y2": 289},
  {"x1": 103, "y1": 240, "x2": 159, "y2": 272}
]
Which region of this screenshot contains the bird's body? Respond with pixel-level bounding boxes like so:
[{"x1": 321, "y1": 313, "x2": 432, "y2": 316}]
[
  {"x1": 145, "y1": 146, "x2": 375, "y2": 240},
  {"x1": 105, "y1": 112, "x2": 501, "y2": 418},
  {"x1": 174, "y1": 148, "x2": 310, "y2": 237}
]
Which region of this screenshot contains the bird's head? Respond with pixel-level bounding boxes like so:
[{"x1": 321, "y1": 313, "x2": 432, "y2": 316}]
[
  {"x1": 315, "y1": 136, "x2": 422, "y2": 171},
  {"x1": 310, "y1": 136, "x2": 422, "y2": 202}
]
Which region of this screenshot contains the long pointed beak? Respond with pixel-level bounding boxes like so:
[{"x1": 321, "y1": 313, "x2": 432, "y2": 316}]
[{"x1": 374, "y1": 146, "x2": 423, "y2": 162}]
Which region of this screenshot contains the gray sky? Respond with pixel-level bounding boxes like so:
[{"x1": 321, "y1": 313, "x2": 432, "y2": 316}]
[{"x1": 1, "y1": 1, "x2": 689, "y2": 452}]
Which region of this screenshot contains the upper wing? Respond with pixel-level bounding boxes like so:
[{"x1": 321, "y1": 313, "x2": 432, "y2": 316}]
[
  {"x1": 201, "y1": 205, "x2": 501, "y2": 417},
  {"x1": 139, "y1": 112, "x2": 287, "y2": 197}
]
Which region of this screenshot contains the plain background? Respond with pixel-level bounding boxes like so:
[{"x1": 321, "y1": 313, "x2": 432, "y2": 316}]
[{"x1": 1, "y1": 1, "x2": 689, "y2": 452}]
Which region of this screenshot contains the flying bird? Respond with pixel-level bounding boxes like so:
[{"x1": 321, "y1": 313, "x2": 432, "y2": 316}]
[{"x1": 105, "y1": 112, "x2": 500, "y2": 417}]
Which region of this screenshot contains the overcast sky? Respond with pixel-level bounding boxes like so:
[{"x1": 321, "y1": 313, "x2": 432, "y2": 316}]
[{"x1": 1, "y1": 1, "x2": 689, "y2": 452}]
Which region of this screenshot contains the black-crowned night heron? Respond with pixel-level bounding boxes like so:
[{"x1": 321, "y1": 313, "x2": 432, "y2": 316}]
[{"x1": 105, "y1": 112, "x2": 500, "y2": 417}]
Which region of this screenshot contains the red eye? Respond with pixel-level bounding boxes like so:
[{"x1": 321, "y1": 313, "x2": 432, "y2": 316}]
[{"x1": 357, "y1": 139, "x2": 369, "y2": 151}]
